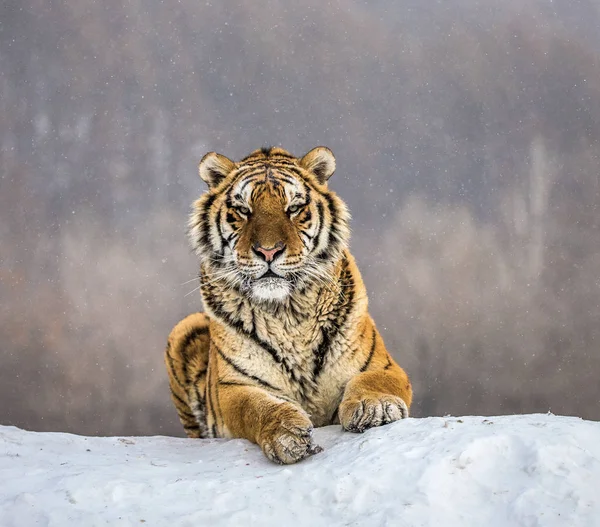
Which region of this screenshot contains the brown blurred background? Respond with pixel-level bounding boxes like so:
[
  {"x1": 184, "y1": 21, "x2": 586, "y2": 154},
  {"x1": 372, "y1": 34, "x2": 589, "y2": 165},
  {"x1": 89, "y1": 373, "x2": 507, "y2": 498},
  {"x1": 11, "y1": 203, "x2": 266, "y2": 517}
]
[{"x1": 1, "y1": 0, "x2": 599, "y2": 436}]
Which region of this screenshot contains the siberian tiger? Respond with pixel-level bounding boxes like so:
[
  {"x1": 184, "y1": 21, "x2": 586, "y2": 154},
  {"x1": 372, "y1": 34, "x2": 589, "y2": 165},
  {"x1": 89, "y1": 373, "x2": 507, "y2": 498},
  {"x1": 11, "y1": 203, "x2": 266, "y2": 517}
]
[{"x1": 165, "y1": 146, "x2": 412, "y2": 464}]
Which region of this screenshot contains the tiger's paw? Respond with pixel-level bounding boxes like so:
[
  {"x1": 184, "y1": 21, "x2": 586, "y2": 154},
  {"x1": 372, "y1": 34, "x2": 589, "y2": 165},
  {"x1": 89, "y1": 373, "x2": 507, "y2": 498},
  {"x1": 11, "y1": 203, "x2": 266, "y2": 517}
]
[
  {"x1": 339, "y1": 394, "x2": 409, "y2": 433},
  {"x1": 259, "y1": 405, "x2": 322, "y2": 464}
]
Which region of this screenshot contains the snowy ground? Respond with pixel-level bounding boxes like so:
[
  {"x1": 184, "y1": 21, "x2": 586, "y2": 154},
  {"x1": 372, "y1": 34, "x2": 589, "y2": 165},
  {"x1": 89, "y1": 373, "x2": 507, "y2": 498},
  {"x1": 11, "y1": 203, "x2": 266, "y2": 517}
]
[{"x1": 1, "y1": 414, "x2": 599, "y2": 527}]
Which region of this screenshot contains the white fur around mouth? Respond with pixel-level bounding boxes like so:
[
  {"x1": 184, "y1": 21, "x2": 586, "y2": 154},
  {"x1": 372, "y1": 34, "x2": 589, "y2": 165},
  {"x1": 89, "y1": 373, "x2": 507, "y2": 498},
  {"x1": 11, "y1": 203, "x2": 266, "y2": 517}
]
[{"x1": 251, "y1": 276, "x2": 291, "y2": 302}]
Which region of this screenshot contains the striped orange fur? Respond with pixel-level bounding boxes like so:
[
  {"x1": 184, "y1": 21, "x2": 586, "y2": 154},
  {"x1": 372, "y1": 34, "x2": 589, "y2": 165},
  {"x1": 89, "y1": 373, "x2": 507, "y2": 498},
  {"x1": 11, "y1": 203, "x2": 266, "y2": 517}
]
[{"x1": 165, "y1": 146, "x2": 412, "y2": 464}]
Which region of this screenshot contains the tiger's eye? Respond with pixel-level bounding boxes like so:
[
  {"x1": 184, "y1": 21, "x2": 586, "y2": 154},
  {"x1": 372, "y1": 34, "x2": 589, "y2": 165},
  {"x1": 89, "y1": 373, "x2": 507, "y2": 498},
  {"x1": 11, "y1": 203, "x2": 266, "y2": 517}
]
[
  {"x1": 236, "y1": 206, "x2": 250, "y2": 215},
  {"x1": 288, "y1": 204, "x2": 300, "y2": 214}
]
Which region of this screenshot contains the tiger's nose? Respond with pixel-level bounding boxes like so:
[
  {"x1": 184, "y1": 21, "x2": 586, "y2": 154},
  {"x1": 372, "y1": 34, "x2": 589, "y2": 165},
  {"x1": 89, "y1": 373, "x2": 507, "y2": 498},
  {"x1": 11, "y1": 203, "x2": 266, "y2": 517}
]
[{"x1": 252, "y1": 242, "x2": 285, "y2": 263}]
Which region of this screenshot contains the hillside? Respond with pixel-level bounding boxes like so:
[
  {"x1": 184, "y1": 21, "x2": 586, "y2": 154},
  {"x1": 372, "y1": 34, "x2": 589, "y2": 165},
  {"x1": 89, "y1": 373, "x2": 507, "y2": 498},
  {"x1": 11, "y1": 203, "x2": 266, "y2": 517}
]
[{"x1": 1, "y1": 414, "x2": 599, "y2": 526}]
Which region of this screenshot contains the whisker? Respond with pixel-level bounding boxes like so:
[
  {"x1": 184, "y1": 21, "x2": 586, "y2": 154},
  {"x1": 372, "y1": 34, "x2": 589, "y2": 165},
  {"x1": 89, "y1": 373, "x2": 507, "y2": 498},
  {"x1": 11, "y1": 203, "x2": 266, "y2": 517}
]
[
  {"x1": 184, "y1": 284, "x2": 202, "y2": 297},
  {"x1": 302, "y1": 262, "x2": 348, "y2": 301},
  {"x1": 197, "y1": 265, "x2": 245, "y2": 289},
  {"x1": 295, "y1": 266, "x2": 345, "y2": 300}
]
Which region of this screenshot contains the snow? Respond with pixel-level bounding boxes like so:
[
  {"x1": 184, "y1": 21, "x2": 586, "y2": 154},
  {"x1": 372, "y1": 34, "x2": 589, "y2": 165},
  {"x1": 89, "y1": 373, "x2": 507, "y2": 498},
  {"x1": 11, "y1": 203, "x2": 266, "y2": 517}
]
[{"x1": 1, "y1": 414, "x2": 599, "y2": 527}]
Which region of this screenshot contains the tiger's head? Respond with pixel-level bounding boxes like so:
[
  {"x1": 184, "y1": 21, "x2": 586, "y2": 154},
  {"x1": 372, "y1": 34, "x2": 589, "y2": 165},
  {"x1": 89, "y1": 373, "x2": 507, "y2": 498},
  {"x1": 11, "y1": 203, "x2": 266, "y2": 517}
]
[{"x1": 189, "y1": 146, "x2": 350, "y2": 303}]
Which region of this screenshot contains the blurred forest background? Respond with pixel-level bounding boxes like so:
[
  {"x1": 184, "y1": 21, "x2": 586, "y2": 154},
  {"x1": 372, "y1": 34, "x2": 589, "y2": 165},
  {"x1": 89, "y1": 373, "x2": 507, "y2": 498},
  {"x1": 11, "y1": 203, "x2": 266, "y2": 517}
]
[{"x1": 1, "y1": 0, "x2": 600, "y2": 436}]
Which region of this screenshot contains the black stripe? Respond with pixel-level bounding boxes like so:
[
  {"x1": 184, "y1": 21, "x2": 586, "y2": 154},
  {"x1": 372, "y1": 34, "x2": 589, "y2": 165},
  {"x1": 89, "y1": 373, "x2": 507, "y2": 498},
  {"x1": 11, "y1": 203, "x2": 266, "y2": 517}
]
[
  {"x1": 300, "y1": 209, "x2": 313, "y2": 224},
  {"x1": 313, "y1": 326, "x2": 334, "y2": 378},
  {"x1": 236, "y1": 169, "x2": 262, "y2": 183},
  {"x1": 314, "y1": 201, "x2": 325, "y2": 251},
  {"x1": 190, "y1": 362, "x2": 207, "y2": 413},
  {"x1": 217, "y1": 380, "x2": 256, "y2": 387},
  {"x1": 238, "y1": 175, "x2": 259, "y2": 193},
  {"x1": 315, "y1": 193, "x2": 341, "y2": 261},
  {"x1": 240, "y1": 162, "x2": 300, "y2": 184},
  {"x1": 215, "y1": 344, "x2": 281, "y2": 392},
  {"x1": 237, "y1": 158, "x2": 267, "y2": 168},
  {"x1": 298, "y1": 171, "x2": 325, "y2": 195},
  {"x1": 239, "y1": 156, "x2": 299, "y2": 172},
  {"x1": 251, "y1": 182, "x2": 268, "y2": 201},
  {"x1": 312, "y1": 256, "x2": 356, "y2": 379},
  {"x1": 205, "y1": 369, "x2": 217, "y2": 438},
  {"x1": 193, "y1": 381, "x2": 205, "y2": 410},
  {"x1": 236, "y1": 167, "x2": 263, "y2": 181},
  {"x1": 165, "y1": 343, "x2": 187, "y2": 390},
  {"x1": 196, "y1": 193, "x2": 219, "y2": 252},
  {"x1": 273, "y1": 174, "x2": 297, "y2": 185},
  {"x1": 360, "y1": 327, "x2": 377, "y2": 372},
  {"x1": 275, "y1": 164, "x2": 305, "y2": 179},
  {"x1": 180, "y1": 326, "x2": 209, "y2": 356},
  {"x1": 227, "y1": 232, "x2": 239, "y2": 249},
  {"x1": 218, "y1": 381, "x2": 296, "y2": 405},
  {"x1": 169, "y1": 388, "x2": 195, "y2": 420},
  {"x1": 234, "y1": 167, "x2": 265, "y2": 179},
  {"x1": 215, "y1": 208, "x2": 225, "y2": 255},
  {"x1": 299, "y1": 231, "x2": 311, "y2": 250},
  {"x1": 225, "y1": 211, "x2": 238, "y2": 225},
  {"x1": 269, "y1": 158, "x2": 299, "y2": 166},
  {"x1": 184, "y1": 424, "x2": 200, "y2": 432},
  {"x1": 302, "y1": 183, "x2": 312, "y2": 205},
  {"x1": 213, "y1": 383, "x2": 224, "y2": 433},
  {"x1": 233, "y1": 166, "x2": 268, "y2": 182},
  {"x1": 304, "y1": 175, "x2": 346, "y2": 260},
  {"x1": 203, "y1": 293, "x2": 304, "y2": 385},
  {"x1": 194, "y1": 366, "x2": 208, "y2": 384},
  {"x1": 219, "y1": 381, "x2": 256, "y2": 388},
  {"x1": 300, "y1": 231, "x2": 314, "y2": 244}
]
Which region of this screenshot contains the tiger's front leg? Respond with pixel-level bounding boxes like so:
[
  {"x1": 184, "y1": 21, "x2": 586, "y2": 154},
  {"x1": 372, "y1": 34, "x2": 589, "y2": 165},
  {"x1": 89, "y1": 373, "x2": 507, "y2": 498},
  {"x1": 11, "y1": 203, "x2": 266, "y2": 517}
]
[
  {"x1": 218, "y1": 384, "x2": 323, "y2": 464},
  {"x1": 338, "y1": 364, "x2": 413, "y2": 433}
]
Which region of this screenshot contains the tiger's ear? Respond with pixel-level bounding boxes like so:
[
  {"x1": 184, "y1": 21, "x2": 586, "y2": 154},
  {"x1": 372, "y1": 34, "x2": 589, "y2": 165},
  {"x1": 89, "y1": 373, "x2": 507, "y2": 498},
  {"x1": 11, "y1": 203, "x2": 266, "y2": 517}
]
[
  {"x1": 198, "y1": 152, "x2": 235, "y2": 189},
  {"x1": 299, "y1": 146, "x2": 336, "y2": 184}
]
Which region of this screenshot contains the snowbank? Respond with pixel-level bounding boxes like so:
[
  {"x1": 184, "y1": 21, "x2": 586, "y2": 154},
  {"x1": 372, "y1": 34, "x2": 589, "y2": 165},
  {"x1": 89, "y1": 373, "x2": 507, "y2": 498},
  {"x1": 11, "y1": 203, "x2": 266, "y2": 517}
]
[{"x1": 1, "y1": 414, "x2": 599, "y2": 526}]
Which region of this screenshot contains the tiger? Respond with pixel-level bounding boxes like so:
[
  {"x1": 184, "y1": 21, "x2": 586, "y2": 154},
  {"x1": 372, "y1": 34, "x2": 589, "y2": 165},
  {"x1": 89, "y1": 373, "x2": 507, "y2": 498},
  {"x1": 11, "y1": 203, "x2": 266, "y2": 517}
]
[{"x1": 165, "y1": 146, "x2": 413, "y2": 464}]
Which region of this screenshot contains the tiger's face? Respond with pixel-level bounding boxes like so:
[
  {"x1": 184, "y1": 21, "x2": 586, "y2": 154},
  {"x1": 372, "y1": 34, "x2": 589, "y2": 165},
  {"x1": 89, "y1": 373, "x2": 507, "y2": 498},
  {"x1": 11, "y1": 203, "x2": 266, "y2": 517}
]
[{"x1": 189, "y1": 147, "x2": 350, "y2": 303}]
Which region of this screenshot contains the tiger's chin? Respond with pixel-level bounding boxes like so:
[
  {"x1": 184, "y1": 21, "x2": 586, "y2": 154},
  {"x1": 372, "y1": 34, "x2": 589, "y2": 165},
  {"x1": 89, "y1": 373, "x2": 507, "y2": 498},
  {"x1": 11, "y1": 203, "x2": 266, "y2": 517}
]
[{"x1": 249, "y1": 277, "x2": 292, "y2": 303}]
